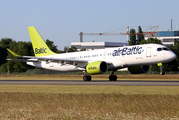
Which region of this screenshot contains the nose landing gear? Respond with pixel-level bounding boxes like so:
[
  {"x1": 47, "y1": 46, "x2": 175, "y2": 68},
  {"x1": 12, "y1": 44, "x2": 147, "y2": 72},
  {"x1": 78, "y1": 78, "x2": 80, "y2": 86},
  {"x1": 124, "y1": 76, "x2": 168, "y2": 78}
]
[
  {"x1": 160, "y1": 66, "x2": 165, "y2": 75},
  {"x1": 158, "y1": 63, "x2": 165, "y2": 75}
]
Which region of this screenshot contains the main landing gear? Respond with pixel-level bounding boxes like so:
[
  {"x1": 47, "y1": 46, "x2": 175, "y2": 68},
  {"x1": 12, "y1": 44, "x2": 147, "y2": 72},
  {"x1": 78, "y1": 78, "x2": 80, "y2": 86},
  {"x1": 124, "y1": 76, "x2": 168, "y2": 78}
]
[
  {"x1": 83, "y1": 71, "x2": 117, "y2": 81},
  {"x1": 83, "y1": 75, "x2": 91, "y2": 81},
  {"x1": 109, "y1": 71, "x2": 117, "y2": 81}
]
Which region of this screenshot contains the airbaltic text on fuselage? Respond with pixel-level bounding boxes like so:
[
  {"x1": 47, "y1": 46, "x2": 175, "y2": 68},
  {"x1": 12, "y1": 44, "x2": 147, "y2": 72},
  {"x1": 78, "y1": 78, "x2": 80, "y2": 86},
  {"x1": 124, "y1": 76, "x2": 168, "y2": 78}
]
[
  {"x1": 35, "y1": 48, "x2": 47, "y2": 54},
  {"x1": 112, "y1": 46, "x2": 143, "y2": 56}
]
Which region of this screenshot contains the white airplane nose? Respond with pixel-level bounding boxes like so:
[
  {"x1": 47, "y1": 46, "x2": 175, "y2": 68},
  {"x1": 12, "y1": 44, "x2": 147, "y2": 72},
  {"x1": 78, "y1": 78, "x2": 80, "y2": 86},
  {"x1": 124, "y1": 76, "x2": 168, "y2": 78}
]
[
  {"x1": 167, "y1": 52, "x2": 177, "y2": 62},
  {"x1": 163, "y1": 51, "x2": 176, "y2": 63},
  {"x1": 173, "y1": 52, "x2": 177, "y2": 60}
]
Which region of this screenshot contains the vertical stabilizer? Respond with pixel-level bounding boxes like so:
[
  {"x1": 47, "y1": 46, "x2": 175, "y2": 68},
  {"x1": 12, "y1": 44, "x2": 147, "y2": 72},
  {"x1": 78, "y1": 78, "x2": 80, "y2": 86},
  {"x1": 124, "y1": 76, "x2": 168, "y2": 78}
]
[{"x1": 28, "y1": 26, "x2": 57, "y2": 57}]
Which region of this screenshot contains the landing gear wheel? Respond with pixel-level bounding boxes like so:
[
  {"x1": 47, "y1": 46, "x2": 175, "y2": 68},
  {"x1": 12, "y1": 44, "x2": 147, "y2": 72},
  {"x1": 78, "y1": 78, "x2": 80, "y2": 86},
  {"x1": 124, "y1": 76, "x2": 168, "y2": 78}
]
[
  {"x1": 159, "y1": 66, "x2": 165, "y2": 75},
  {"x1": 160, "y1": 71, "x2": 165, "y2": 75},
  {"x1": 109, "y1": 75, "x2": 117, "y2": 81},
  {"x1": 83, "y1": 75, "x2": 91, "y2": 81}
]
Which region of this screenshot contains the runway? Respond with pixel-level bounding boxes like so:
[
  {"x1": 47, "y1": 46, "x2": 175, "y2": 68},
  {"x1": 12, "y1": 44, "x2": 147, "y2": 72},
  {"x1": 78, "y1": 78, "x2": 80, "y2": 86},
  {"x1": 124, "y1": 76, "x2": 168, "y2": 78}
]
[{"x1": 0, "y1": 80, "x2": 179, "y2": 86}]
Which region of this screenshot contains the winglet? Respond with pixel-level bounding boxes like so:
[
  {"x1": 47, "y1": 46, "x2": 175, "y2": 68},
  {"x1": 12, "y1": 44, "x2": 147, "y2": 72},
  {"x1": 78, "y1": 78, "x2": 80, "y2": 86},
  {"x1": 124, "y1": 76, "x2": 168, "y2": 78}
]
[
  {"x1": 28, "y1": 26, "x2": 57, "y2": 57},
  {"x1": 7, "y1": 49, "x2": 19, "y2": 57}
]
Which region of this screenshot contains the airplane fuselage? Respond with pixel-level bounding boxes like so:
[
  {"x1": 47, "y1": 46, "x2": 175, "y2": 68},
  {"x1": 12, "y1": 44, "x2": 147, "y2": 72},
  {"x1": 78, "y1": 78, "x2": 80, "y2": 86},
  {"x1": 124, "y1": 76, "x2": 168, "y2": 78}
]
[
  {"x1": 7, "y1": 26, "x2": 177, "y2": 81},
  {"x1": 27, "y1": 44, "x2": 176, "y2": 72}
]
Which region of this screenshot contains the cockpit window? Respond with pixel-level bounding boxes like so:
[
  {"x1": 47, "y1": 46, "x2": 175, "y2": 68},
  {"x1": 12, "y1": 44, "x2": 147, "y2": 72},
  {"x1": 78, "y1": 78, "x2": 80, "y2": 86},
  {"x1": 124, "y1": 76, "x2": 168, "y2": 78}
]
[
  {"x1": 157, "y1": 47, "x2": 170, "y2": 51},
  {"x1": 162, "y1": 47, "x2": 170, "y2": 51},
  {"x1": 157, "y1": 48, "x2": 162, "y2": 51}
]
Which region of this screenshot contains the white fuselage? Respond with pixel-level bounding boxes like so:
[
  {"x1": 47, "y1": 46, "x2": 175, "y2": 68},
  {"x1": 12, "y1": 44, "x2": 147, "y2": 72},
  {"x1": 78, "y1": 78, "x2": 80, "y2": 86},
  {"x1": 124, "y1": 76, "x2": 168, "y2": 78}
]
[{"x1": 27, "y1": 44, "x2": 176, "y2": 72}]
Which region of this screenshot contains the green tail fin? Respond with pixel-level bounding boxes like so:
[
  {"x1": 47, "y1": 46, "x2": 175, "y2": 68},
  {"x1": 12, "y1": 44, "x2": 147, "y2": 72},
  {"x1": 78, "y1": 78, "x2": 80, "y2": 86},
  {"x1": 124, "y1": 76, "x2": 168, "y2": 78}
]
[{"x1": 28, "y1": 26, "x2": 57, "y2": 57}]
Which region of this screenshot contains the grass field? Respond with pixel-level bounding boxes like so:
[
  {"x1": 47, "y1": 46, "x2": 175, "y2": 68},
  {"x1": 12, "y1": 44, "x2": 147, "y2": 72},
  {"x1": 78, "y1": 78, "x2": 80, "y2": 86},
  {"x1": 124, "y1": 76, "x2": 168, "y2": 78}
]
[
  {"x1": 1, "y1": 92, "x2": 179, "y2": 119},
  {"x1": 0, "y1": 85, "x2": 179, "y2": 119},
  {"x1": 0, "y1": 74, "x2": 179, "y2": 119},
  {"x1": 1, "y1": 74, "x2": 179, "y2": 80},
  {"x1": 0, "y1": 85, "x2": 179, "y2": 94}
]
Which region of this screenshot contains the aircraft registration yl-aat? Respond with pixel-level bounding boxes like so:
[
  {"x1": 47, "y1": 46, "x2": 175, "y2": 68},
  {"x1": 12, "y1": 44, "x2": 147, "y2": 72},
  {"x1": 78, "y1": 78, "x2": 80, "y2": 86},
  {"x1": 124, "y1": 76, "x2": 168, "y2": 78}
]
[{"x1": 7, "y1": 26, "x2": 176, "y2": 81}]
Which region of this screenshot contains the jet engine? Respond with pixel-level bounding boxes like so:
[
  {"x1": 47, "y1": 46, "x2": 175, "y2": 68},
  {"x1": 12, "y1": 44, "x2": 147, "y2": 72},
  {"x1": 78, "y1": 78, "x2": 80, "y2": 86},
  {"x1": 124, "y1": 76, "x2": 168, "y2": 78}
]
[
  {"x1": 86, "y1": 61, "x2": 108, "y2": 75},
  {"x1": 128, "y1": 65, "x2": 150, "y2": 74}
]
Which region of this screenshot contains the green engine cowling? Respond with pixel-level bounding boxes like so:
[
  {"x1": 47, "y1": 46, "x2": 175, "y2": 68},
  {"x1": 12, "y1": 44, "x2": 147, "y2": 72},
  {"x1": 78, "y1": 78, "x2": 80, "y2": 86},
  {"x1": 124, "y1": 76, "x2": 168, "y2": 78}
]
[
  {"x1": 86, "y1": 61, "x2": 108, "y2": 75},
  {"x1": 128, "y1": 65, "x2": 150, "y2": 74}
]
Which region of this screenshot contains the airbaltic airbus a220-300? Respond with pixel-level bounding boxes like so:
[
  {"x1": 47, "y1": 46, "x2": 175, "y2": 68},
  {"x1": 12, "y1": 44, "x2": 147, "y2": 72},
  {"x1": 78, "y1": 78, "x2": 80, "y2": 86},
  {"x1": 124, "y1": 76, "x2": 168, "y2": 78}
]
[{"x1": 7, "y1": 26, "x2": 176, "y2": 81}]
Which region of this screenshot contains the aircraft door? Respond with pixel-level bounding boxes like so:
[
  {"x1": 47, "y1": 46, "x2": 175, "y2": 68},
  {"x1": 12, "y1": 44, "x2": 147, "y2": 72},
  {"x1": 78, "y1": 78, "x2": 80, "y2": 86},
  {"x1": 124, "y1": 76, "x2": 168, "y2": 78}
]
[{"x1": 146, "y1": 47, "x2": 151, "y2": 57}]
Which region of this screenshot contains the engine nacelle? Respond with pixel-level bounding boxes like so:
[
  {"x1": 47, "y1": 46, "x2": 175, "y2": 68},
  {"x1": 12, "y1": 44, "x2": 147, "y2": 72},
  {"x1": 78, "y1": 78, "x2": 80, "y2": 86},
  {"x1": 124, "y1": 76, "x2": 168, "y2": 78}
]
[
  {"x1": 128, "y1": 65, "x2": 150, "y2": 74},
  {"x1": 86, "y1": 61, "x2": 108, "y2": 75}
]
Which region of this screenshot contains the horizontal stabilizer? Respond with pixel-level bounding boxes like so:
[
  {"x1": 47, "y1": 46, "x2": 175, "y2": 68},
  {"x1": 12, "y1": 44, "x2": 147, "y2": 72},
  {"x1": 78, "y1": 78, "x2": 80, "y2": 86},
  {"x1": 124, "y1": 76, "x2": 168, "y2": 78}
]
[{"x1": 7, "y1": 48, "x2": 19, "y2": 57}]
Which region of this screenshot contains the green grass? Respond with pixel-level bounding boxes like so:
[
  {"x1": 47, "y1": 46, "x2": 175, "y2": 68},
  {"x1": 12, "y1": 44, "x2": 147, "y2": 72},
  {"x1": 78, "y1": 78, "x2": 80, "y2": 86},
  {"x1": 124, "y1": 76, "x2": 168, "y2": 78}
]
[
  {"x1": 1, "y1": 74, "x2": 179, "y2": 80},
  {"x1": 0, "y1": 85, "x2": 179, "y2": 94}
]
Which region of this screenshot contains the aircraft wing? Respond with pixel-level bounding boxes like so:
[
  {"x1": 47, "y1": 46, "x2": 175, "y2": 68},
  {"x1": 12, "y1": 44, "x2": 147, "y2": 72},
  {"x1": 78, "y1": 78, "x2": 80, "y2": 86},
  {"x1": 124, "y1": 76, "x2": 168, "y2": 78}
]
[
  {"x1": 7, "y1": 48, "x2": 88, "y2": 63},
  {"x1": 15, "y1": 55, "x2": 88, "y2": 63},
  {"x1": 6, "y1": 49, "x2": 113, "y2": 65},
  {"x1": 6, "y1": 59, "x2": 38, "y2": 62}
]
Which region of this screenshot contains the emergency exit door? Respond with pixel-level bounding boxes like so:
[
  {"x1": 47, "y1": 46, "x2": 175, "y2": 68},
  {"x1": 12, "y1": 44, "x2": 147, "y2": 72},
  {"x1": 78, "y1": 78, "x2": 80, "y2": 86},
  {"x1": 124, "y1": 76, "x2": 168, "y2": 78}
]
[{"x1": 146, "y1": 47, "x2": 151, "y2": 57}]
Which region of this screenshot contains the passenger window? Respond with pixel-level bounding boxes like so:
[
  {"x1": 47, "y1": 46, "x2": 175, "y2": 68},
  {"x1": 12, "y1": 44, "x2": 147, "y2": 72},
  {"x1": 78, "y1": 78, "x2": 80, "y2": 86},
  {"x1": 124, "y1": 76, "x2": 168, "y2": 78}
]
[{"x1": 157, "y1": 48, "x2": 162, "y2": 51}]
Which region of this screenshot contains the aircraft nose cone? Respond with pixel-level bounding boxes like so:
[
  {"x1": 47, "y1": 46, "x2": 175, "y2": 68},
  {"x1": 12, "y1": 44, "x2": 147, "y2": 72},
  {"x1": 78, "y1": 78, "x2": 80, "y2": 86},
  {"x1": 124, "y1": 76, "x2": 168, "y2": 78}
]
[
  {"x1": 164, "y1": 51, "x2": 176, "y2": 63},
  {"x1": 168, "y1": 52, "x2": 177, "y2": 61},
  {"x1": 173, "y1": 52, "x2": 177, "y2": 60}
]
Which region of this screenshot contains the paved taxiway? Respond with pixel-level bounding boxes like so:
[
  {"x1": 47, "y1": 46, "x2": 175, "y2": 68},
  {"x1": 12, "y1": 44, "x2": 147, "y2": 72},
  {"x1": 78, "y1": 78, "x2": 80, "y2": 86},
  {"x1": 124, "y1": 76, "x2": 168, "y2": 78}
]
[{"x1": 0, "y1": 80, "x2": 179, "y2": 86}]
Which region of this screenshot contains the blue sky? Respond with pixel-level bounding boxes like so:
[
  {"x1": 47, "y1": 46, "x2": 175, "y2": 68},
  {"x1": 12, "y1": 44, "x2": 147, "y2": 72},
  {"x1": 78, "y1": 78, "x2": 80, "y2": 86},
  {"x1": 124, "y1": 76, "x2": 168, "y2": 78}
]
[{"x1": 0, "y1": 0, "x2": 179, "y2": 50}]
